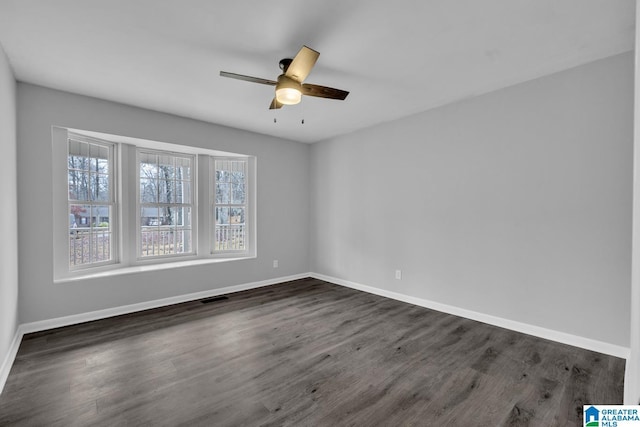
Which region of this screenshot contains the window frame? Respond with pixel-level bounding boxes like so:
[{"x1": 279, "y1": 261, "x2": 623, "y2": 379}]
[
  {"x1": 66, "y1": 135, "x2": 117, "y2": 271},
  {"x1": 136, "y1": 148, "x2": 197, "y2": 261},
  {"x1": 211, "y1": 157, "x2": 250, "y2": 256},
  {"x1": 52, "y1": 127, "x2": 256, "y2": 282}
]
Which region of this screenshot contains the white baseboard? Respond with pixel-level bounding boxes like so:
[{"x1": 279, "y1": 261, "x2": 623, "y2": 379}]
[
  {"x1": 20, "y1": 273, "x2": 309, "y2": 335},
  {"x1": 0, "y1": 327, "x2": 24, "y2": 395},
  {"x1": 310, "y1": 272, "x2": 631, "y2": 360},
  {"x1": 624, "y1": 358, "x2": 635, "y2": 404}
]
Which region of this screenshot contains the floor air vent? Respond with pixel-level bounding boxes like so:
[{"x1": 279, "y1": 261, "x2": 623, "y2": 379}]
[{"x1": 201, "y1": 296, "x2": 229, "y2": 304}]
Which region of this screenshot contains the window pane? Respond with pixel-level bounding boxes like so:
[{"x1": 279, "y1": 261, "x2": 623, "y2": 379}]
[
  {"x1": 139, "y1": 151, "x2": 157, "y2": 165},
  {"x1": 231, "y1": 170, "x2": 244, "y2": 181},
  {"x1": 141, "y1": 206, "x2": 160, "y2": 226},
  {"x1": 91, "y1": 207, "x2": 112, "y2": 262},
  {"x1": 215, "y1": 216, "x2": 245, "y2": 251},
  {"x1": 70, "y1": 204, "x2": 90, "y2": 228},
  {"x1": 69, "y1": 204, "x2": 112, "y2": 267},
  {"x1": 166, "y1": 206, "x2": 191, "y2": 227},
  {"x1": 214, "y1": 159, "x2": 248, "y2": 253},
  {"x1": 69, "y1": 230, "x2": 90, "y2": 266},
  {"x1": 216, "y1": 182, "x2": 230, "y2": 204},
  {"x1": 230, "y1": 207, "x2": 245, "y2": 224},
  {"x1": 214, "y1": 206, "x2": 245, "y2": 252},
  {"x1": 93, "y1": 206, "x2": 111, "y2": 228},
  {"x1": 68, "y1": 169, "x2": 89, "y2": 201},
  {"x1": 67, "y1": 138, "x2": 114, "y2": 269},
  {"x1": 176, "y1": 157, "x2": 191, "y2": 181},
  {"x1": 68, "y1": 139, "x2": 89, "y2": 158},
  {"x1": 68, "y1": 139, "x2": 82, "y2": 157},
  {"x1": 140, "y1": 178, "x2": 157, "y2": 203},
  {"x1": 89, "y1": 144, "x2": 109, "y2": 173},
  {"x1": 174, "y1": 228, "x2": 192, "y2": 254},
  {"x1": 140, "y1": 229, "x2": 160, "y2": 257},
  {"x1": 96, "y1": 157, "x2": 109, "y2": 174},
  {"x1": 231, "y1": 182, "x2": 245, "y2": 204},
  {"x1": 68, "y1": 156, "x2": 82, "y2": 171},
  {"x1": 158, "y1": 155, "x2": 175, "y2": 178},
  {"x1": 68, "y1": 155, "x2": 89, "y2": 172},
  {"x1": 90, "y1": 174, "x2": 110, "y2": 202},
  {"x1": 160, "y1": 206, "x2": 173, "y2": 225},
  {"x1": 140, "y1": 153, "x2": 159, "y2": 180},
  {"x1": 177, "y1": 180, "x2": 191, "y2": 204},
  {"x1": 158, "y1": 178, "x2": 176, "y2": 203},
  {"x1": 216, "y1": 207, "x2": 229, "y2": 225},
  {"x1": 137, "y1": 150, "x2": 194, "y2": 259},
  {"x1": 139, "y1": 208, "x2": 192, "y2": 257},
  {"x1": 91, "y1": 228, "x2": 111, "y2": 263},
  {"x1": 168, "y1": 206, "x2": 192, "y2": 254},
  {"x1": 89, "y1": 142, "x2": 107, "y2": 157}
]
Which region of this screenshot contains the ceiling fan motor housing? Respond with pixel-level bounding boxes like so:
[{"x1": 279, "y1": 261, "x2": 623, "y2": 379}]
[{"x1": 279, "y1": 58, "x2": 293, "y2": 72}]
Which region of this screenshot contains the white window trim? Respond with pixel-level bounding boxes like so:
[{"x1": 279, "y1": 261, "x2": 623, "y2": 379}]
[
  {"x1": 66, "y1": 134, "x2": 118, "y2": 271},
  {"x1": 136, "y1": 148, "x2": 197, "y2": 261},
  {"x1": 52, "y1": 127, "x2": 256, "y2": 282},
  {"x1": 210, "y1": 157, "x2": 252, "y2": 257}
]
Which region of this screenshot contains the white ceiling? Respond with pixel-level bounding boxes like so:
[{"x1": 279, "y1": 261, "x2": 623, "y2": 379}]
[{"x1": 0, "y1": 1, "x2": 635, "y2": 143}]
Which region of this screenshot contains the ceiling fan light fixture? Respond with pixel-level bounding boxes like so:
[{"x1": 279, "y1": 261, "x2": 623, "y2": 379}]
[
  {"x1": 220, "y1": 46, "x2": 349, "y2": 110},
  {"x1": 275, "y1": 75, "x2": 302, "y2": 105},
  {"x1": 276, "y1": 87, "x2": 302, "y2": 105}
]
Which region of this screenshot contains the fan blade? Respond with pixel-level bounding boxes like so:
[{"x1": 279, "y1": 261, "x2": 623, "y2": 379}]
[
  {"x1": 302, "y1": 84, "x2": 349, "y2": 100},
  {"x1": 285, "y1": 46, "x2": 319, "y2": 83},
  {"x1": 269, "y1": 98, "x2": 283, "y2": 109},
  {"x1": 219, "y1": 71, "x2": 277, "y2": 86}
]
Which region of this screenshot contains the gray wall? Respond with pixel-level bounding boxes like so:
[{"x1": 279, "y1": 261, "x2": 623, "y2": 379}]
[
  {"x1": 0, "y1": 44, "x2": 18, "y2": 370},
  {"x1": 17, "y1": 84, "x2": 310, "y2": 323},
  {"x1": 12, "y1": 52, "x2": 634, "y2": 348},
  {"x1": 310, "y1": 52, "x2": 633, "y2": 347}
]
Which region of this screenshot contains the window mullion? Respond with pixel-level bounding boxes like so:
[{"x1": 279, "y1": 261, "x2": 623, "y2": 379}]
[{"x1": 119, "y1": 143, "x2": 136, "y2": 266}]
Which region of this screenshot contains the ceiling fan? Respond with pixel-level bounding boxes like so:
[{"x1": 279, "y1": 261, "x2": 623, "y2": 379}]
[{"x1": 220, "y1": 45, "x2": 349, "y2": 109}]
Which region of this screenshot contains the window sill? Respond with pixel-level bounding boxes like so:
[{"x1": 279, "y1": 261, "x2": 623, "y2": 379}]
[{"x1": 54, "y1": 256, "x2": 256, "y2": 284}]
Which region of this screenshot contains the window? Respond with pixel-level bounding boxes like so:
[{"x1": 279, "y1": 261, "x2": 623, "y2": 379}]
[
  {"x1": 138, "y1": 150, "x2": 194, "y2": 258},
  {"x1": 67, "y1": 137, "x2": 115, "y2": 269},
  {"x1": 53, "y1": 128, "x2": 256, "y2": 280},
  {"x1": 213, "y1": 158, "x2": 248, "y2": 253}
]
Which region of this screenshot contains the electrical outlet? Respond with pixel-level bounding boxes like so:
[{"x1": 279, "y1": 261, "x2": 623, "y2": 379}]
[
  {"x1": 273, "y1": 260, "x2": 279, "y2": 268},
  {"x1": 395, "y1": 270, "x2": 402, "y2": 280}
]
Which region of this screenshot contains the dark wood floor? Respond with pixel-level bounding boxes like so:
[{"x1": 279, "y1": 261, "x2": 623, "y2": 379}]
[{"x1": 0, "y1": 278, "x2": 625, "y2": 426}]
